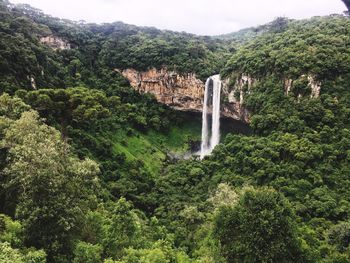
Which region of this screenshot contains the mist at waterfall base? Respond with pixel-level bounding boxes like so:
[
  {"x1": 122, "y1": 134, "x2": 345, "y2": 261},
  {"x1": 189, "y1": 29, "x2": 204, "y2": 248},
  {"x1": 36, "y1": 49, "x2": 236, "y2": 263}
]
[
  {"x1": 200, "y1": 75, "x2": 222, "y2": 159},
  {"x1": 168, "y1": 75, "x2": 251, "y2": 161},
  {"x1": 166, "y1": 111, "x2": 251, "y2": 161}
]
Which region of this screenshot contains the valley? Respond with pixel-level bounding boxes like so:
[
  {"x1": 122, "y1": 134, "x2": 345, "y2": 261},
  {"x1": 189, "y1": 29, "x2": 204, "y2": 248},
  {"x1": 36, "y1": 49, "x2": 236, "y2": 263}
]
[{"x1": 0, "y1": 0, "x2": 349, "y2": 262}]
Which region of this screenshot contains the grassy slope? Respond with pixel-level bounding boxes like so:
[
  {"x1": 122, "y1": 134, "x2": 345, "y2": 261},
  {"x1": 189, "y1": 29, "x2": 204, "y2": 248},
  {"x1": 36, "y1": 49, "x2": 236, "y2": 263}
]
[
  {"x1": 108, "y1": 110, "x2": 251, "y2": 175},
  {"x1": 110, "y1": 116, "x2": 202, "y2": 175}
]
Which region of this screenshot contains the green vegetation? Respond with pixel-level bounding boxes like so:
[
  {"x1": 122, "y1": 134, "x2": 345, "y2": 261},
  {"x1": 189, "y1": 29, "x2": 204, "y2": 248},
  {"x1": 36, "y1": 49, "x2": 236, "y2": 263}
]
[
  {"x1": 0, "y1": 0, "x2": 231, "y2": 91},
  {"x1": 223, "y1": 16, "x2": 350, "y2": 80},
  {"x1": 0, "y1": 0, "x2": 350, "y2": 262},
  {"x1": 150, "y1": 13, "x2": 350, "y2": 263},
  {"x1": 215, "y1": 17, "x2": 291, "y2": 44},
  {"x1": 152, "y1": 14, "x2": 350, "y2": 262},
  {"x1": 213, "y1": 187, "x2": 305, "y2": 262}
]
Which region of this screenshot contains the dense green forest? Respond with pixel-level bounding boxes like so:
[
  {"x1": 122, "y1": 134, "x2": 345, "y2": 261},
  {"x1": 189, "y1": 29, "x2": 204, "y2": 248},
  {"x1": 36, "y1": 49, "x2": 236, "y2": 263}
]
[{"x1": 0, "y1": 0, "x2": 350, "y2": 262}]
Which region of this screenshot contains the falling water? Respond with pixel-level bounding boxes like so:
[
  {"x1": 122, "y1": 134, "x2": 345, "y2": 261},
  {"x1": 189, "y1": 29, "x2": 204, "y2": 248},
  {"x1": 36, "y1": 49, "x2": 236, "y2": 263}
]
[
  {"x1": 200, "y1": 74, "x2": 222, "y2": 159},
  {"x1": 200, "y1": 78, "x2": 211, "y2": 158}
]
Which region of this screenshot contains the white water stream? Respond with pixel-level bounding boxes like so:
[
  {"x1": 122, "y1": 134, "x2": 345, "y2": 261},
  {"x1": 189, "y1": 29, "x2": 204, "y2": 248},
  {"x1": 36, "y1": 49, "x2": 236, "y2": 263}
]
[{"x1": 200, "y1": 74, "x2": 222, "y2": 159}]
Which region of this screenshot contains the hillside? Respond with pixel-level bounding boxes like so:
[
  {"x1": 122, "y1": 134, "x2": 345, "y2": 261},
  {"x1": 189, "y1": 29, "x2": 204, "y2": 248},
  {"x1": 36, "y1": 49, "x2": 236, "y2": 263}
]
[
  {"x1": 159, "y1": 14, "x2": 350, "y2": 262},
  {"x1": 214, "y1": 17, "x2": 292, "y2": 44},
  {"x1": 0, "y1": 0, "x2": 232, "y2": 93},
  {"x1": 0, "y1": 0, "x2": 350, "y2": 262}
]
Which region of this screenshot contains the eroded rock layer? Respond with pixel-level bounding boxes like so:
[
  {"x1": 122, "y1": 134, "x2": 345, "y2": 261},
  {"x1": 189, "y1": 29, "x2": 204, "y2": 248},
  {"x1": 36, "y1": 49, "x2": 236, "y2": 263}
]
[
  {"x1": 120, "y1": 68, "x2": 204, "y2": 111},
  {"x1": 40, "y1": 35, "x2": 71, "y2": 50},
  {"x1": 119, "y1": 68, "x2": 250, "y2": 122}
]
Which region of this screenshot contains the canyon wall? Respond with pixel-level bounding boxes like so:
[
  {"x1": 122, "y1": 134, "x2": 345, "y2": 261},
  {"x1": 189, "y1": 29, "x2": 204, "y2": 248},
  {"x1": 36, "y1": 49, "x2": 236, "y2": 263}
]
[
  {"x1": 118, "y1": 68, "x2": 250, "y2": 122},
  {"x1": 119, "y1": 68, "x2": 322, "y2": 124},
  {"x1": 120, "y1": 68, "x2": 204, "y2": 112}
]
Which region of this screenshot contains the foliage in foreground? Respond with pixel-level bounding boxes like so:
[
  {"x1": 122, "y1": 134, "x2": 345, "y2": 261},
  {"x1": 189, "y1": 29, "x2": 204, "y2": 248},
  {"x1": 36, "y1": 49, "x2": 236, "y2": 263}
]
[{"x1": 0, "y1": 1, "x2": 350, "y2": 262}]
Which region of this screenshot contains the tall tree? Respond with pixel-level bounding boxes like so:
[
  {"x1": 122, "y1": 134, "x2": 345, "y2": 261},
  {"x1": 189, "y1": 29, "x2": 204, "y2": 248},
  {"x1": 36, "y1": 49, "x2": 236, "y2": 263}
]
[
  {"x1": 213, "y1": 188, "x2": 307, "y2": 263},
  {"x1": 1, "y1": 110, "x2": 100, "y2": 261}
]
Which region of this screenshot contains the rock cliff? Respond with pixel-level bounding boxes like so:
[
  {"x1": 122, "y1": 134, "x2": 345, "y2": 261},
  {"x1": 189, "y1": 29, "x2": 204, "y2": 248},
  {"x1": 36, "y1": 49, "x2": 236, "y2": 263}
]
[
  {"x1": 223, "y1": 74, "x2": 254, "y2": 123},
  {"x1": 120, "y1": 68, "x2": 204, "y2": 112},
  {"x1": 40, "y1": 35, "x2": 71, "y2": 50},
  {"x1": 119, "y1": 68, "x2": 323, "y2": 124},
  {"x1": 118, "y1": 68, "x2": 250, "y2": 122},
  {"x1": 283, "y1": 75, "x2": 321, "y2": 98}
]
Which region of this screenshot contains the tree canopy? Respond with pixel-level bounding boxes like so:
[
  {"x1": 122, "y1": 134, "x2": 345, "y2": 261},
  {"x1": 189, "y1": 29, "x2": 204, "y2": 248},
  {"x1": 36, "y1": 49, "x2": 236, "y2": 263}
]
[{"x1": 0, "y1": 1, "x2": 349, "y2": 262}]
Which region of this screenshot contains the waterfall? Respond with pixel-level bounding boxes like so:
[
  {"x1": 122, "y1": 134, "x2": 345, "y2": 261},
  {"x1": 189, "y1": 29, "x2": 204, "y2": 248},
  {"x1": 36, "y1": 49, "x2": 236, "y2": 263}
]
[
  {"x1": 200, "y1": 74, "x2": 222, "y2": 159},
  {"x1": 200, "y1": 78, "x2": 210, "y2": 158}
]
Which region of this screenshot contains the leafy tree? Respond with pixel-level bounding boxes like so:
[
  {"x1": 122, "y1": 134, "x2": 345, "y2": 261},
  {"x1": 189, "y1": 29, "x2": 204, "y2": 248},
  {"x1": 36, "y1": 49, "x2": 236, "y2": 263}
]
[
  {"x1": 0, "y1": 214, "x2": 46, "y2": 262},
  {"x1": 328, "y1": 222, "x2": 350, "y2": 253},
  {"x1": 103, "y1": 198, "x2": 138, "y2": 259},
  {"x1": 0, "y1": 1, "x2": 349, "y2": 262},
  {"x1": 115, "y1": 240, "x2": 189, "y2": 263},
  {"x1": 0, "y1": 242, "x2": 25, "y2": 263},
  {"x1": 1, "y1": 110, "x2": 100, "y2": 260},
  {"x1": 0, "y1": 213, "x2": 23, "y2": 247},
  {"x1": 213, "y1": 187, "x2": 306, "y2": 263},
  {"x1": 16, "y1": 87, "x2": 117, "y2": 136},
  {"x1": 73, "y1": 241, "x2": 103, "y2": 263},
  {"x1": 0, "y1": 93, "x2": 31, "y2": 120}
]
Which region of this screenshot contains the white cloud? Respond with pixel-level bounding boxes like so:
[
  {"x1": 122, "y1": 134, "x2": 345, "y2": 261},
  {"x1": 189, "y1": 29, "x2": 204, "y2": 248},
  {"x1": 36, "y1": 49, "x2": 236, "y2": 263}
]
[{"x1": 9, "y1": 0, "x2": 346, "y2": 35}]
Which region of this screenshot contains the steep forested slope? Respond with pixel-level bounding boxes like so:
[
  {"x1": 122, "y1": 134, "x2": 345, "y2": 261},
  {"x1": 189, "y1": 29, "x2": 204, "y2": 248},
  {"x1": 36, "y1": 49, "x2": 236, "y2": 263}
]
[
  {"x1": 223, "y1": 15, "x2": 350, "y2": 133},
  {"x1": 0, "y1": 0, "x2": 350, "y2": 262},
  {"x1": 214, "y1": 17, "x2": 291, "y2": 43},
  {"x1": 0, "y1": 1, "x2": 218, "y2": 261},
  {"x1": 0, "y1": 0, "x2": 231, "y2": 93},
  {"x1": 156, "y1": 15, "x2": 350, "y2": 262}
]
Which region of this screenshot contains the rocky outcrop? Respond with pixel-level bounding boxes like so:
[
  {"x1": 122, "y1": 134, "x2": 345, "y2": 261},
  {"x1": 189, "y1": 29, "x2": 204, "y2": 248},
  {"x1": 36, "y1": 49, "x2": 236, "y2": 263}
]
[
  {"x1": 120, "y1": 68, "x2": 204, "y2": 112},
  {"x1": 308, "y1": 75, "x2": 321, "y2": 98},
  {"x1": 223, "y1": 74, "x2": 255, "y2": 122},
  {"x1": 40, "y1": 35, "x2": 71, "y2": 50},
  {"x1": 283, "y1": 75, "x2": 321, "y2": 98},
  {"x1": 119, "y1": 68, "x2": 323, "y2": 123},
  {"x1": 30, "y1": 76, "x2": 36, "y2": 89},
  {"x1": 284, "y1": 78, "x2": 293, "y2": 96},
  {"x1": 118, "y1": 68, "x2": 250, "y2": 122}
]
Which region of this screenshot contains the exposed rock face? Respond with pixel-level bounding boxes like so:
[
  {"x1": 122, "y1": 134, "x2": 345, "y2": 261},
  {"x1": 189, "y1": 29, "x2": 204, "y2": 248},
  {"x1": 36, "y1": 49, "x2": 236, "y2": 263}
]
[
  {"x1": 308, "y1": 75, "x2": 321, "y2": 98},
  {"x1": 40, "y1": 35, "x2": 71, "y2": 50},
  {"x1": 226, "y1": 74, "x2": 256, "y2": 104},
  {"x1": 223, "y1": 74, "x2": 254, "y2": 123},
  {"x1": 284, "y1": 78, "x2": 293, "y2": 96},
  {"x1": 283, "y1": 75, "x2": 321, "y2": 98},
  {"x1": 119, "y1": 68, "x2": 250, "y2": 122},
  {"x1": 120, "y1": 68, "x2": 204, "y2": 112},
  {"x1": 30, "y1": 76, "x2": 36, "y2": 89},
  {"x1": 120, "y1": 68, "x2": 323, "y2": 124}
]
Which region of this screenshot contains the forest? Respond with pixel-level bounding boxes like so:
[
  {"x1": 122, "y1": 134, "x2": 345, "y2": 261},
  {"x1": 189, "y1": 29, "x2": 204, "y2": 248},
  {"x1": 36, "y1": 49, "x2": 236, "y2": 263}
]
[{"x1": 0, "y1": 0, "x2": 350, "y2": 262}]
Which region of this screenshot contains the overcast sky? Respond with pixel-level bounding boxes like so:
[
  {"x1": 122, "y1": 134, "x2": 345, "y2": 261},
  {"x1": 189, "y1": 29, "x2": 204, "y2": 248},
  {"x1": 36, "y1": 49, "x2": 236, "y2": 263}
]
[{"x1": 9, "y1": 0, "x2": 346, "y2": 35}]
